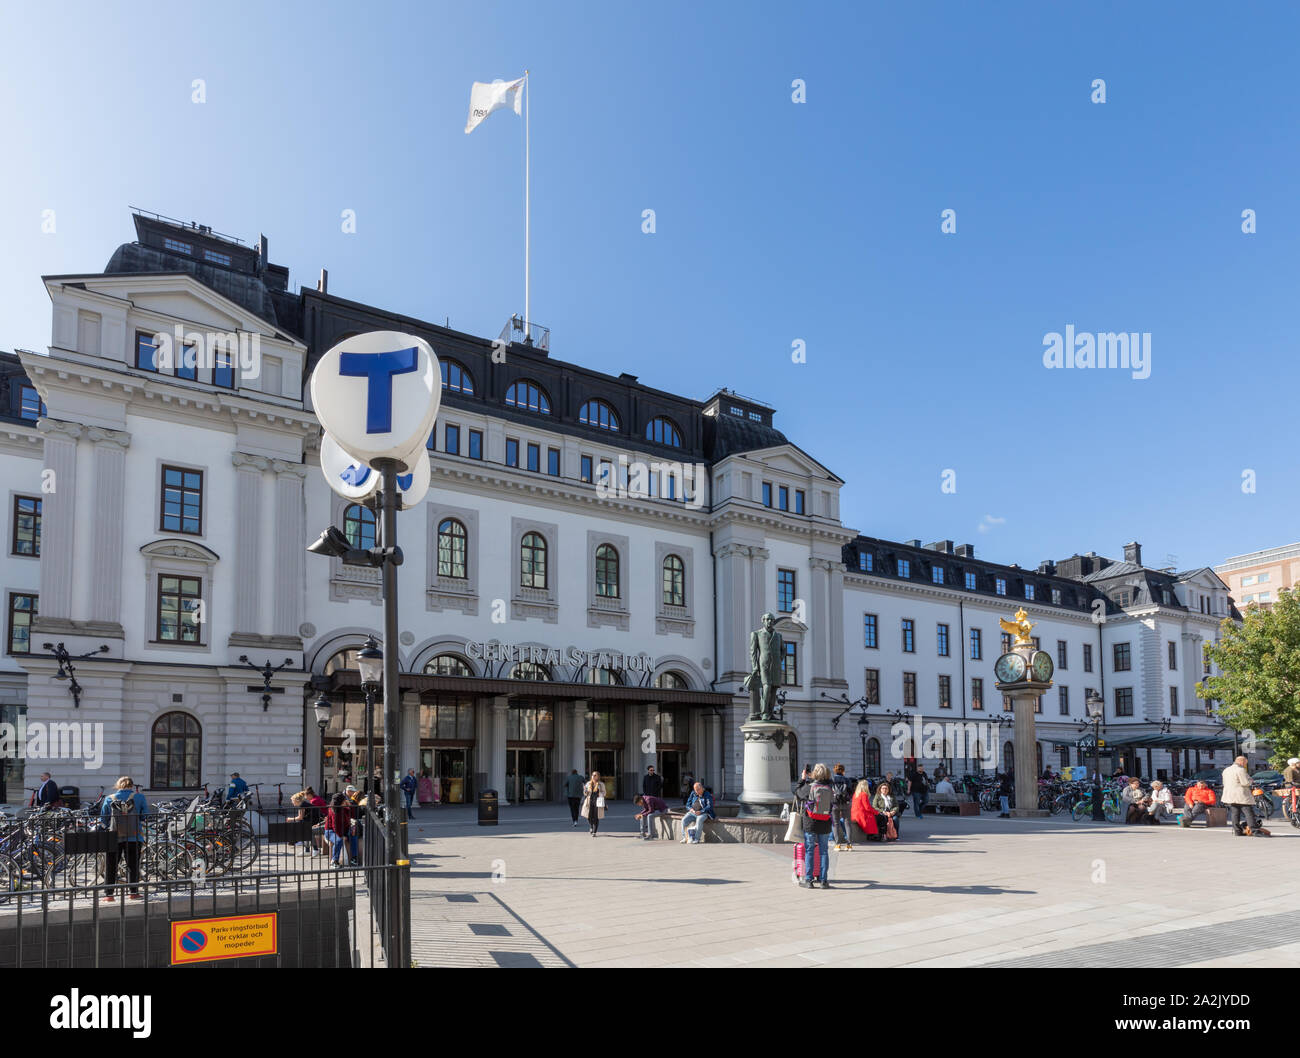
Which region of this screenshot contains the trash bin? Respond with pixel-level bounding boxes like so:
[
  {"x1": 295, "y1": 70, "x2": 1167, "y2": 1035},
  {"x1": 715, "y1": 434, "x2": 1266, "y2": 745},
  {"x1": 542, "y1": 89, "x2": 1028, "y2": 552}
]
[
  {"x1": 478, "y1": 789, "x2": 498, "y2": 826},
  {"x1": 59, "y1": 785, "x2": 80, "y2": 809}
]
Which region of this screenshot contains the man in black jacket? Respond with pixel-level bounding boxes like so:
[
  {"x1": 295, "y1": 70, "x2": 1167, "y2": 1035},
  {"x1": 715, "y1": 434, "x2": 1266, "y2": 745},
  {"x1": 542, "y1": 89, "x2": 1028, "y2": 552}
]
[
  {"x1": 642, "y1": 764, "x2": 664, "y2": 799},
  {"x1": 35, "y1": 772, "x2": 61, "y2": 808}
]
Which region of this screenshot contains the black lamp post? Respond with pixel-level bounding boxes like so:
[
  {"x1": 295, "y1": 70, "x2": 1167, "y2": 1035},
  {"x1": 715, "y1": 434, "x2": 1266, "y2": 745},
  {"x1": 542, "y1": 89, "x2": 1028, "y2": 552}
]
[
  {"x1": 1085, "y1": 692, "x2": 1105, "y2": 821},
  {"x1": 42, "y1": 642, "x2": 109, "y2": 708},
  {"x1": 313, "y1": 694, "x2": 332, "y2": 791},
  {"x1": 858, "y1": 712, "x2": 870, "y2": 778},
  {"x1": 238, "y1": 655, "x2": 296, "y2": 712},
  {"x1": 357, "y1": 636, "x2": 384, "y2": 797}
]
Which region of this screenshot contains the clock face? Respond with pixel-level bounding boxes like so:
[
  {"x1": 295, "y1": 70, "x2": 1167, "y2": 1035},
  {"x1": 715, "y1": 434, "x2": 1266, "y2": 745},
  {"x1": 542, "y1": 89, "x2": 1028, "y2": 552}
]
[
  {"x1": 994, "y1": 652, "x2": 1027, "y2": 684},
  {"x1": 1031, "y1": 650, "x2": 1055, "y2": 683}
]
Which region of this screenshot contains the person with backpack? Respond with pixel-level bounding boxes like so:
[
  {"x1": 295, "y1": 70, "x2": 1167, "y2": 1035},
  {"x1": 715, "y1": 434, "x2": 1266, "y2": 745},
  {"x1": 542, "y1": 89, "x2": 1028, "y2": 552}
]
[
  {"x1": 830, "y1": 763, "x2": 853, "y2": 850},
  {"x1": 100, "y1": 776, "x2": 148, "y2": 900},
  {"x1": 795, "y1": 763, "x2": 835, "y2": 888}
]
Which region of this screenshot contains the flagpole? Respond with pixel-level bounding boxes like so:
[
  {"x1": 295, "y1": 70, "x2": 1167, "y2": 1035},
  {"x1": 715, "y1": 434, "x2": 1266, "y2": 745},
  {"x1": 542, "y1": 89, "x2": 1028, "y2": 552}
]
[{"x1": 524, "y1": 69, "x2": 530, "y2": 337}]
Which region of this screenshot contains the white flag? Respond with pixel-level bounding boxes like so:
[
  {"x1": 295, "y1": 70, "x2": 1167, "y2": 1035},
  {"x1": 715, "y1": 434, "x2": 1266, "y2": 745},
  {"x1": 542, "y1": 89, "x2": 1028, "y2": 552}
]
[{"x1": 465, "y1": 76, "x2": 525, "y2": 134}]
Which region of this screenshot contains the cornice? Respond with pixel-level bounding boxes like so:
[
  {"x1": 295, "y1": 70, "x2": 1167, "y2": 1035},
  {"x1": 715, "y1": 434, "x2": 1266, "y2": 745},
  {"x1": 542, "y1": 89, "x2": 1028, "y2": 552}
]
[
  {"x1": 85, "y1": 425, "x2": 131, "y2": 448},
  {"x1": 271, "y1": 459, "x2": 308, "y2": 479},
  {"x1": 843, "y1": 572, "x2": 1101, "y2": 626},
  {"x1": 232, "y1": 452, "x2": 271, "y2": 471}
]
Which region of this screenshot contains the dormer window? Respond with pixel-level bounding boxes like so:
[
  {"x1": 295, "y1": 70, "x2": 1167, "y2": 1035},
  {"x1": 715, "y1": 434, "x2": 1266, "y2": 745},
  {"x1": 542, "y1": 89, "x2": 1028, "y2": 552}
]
[
  {"x1": 505, "y1": 380, "x2": 551, "y2": 414},
  {"x1": 163, "y1": 237, "x2": 192, "y2": 255},
  {"x1": 729, "y1": 405, "x2": 743, "y2": 416},
  {"x1": 897, "y1": 559, "x2": 910, "y2": 579},
  {"x1": 203, "y1": 249, "x2": 232, "y2": 266},
  {"x1": 578, "y1": 399, "x2": 620, "y2": 431},
  {"x1": 748, "y1": 411, "x2": 762, "y2": 422}
]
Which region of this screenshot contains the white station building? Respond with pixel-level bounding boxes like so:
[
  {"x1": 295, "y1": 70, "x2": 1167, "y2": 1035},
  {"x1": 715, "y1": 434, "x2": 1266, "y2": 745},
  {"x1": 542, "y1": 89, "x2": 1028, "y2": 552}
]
[{"x1": 0, "y1": 212, "x2": 1243, "y2": 806}]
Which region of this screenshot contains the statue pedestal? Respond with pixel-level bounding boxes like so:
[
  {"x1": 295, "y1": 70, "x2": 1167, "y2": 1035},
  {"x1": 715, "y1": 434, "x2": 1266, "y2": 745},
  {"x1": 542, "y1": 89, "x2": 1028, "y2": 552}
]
[{"x1": 738, "y1": 721, "x2": 796, "y2": 817}]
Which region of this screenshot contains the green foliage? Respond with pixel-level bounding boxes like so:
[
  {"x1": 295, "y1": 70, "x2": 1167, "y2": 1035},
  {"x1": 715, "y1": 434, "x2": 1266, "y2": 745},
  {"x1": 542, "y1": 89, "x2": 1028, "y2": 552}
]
[{"x1": 1198, "y1": 587, "x2": 1300, "y2": 766}]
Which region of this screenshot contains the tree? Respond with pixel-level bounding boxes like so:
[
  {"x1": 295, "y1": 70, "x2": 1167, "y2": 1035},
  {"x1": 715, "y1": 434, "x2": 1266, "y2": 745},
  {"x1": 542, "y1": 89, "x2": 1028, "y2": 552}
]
[{"x1": 1198, "y1": 587, "x2": 1300, "y2": 767}]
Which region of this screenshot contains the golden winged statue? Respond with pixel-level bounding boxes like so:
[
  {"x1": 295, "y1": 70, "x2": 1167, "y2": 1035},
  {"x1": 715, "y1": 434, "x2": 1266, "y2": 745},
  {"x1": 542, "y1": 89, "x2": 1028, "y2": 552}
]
[{"x1": 998, "y1": 608, "x2": 1035, "y2": 646}]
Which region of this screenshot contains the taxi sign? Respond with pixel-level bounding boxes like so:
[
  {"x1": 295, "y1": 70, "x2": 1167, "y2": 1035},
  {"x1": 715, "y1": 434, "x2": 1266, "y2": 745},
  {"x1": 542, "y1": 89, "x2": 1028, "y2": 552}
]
[{"x1": 170, "y1": 912, "x2": 277, "y2": 965}]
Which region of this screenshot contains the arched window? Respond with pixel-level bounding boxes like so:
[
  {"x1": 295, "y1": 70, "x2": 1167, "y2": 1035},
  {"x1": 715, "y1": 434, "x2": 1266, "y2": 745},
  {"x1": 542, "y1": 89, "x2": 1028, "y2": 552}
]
[
  {"x1": 1003, "y1": 740, "x2": 1015, "y2": 775},
  {"x1": 520, "y1": 532, "x2": 547, "y2": 589},
  {"x1": 323, "y1": 648, "x2": 360, "y2": 675},
  {"x1": 440, "y1": 359, "x2": 475, "y2": 395},
  {"x1": 578, "y1": 399, "x2": 620, "y2": 431},
  {"x1": 424, "y1": 653, "x2": 473, "y2": 677},
  {"x1": 511, "y1": 662, "x2": 550, "y2": 681},
  {"x1": 505, "y1": 379, "x2": 551, "y2": 414},
  {"x1": 595, "y1": 544, "x2": 620, "y2": 598},
  {"x1": 865, "y1": 737, "x2": 881, "y2": 777},
  {"x1": 437, "y1": 518, "x2": 468, "y2": 579},
  {"x1": 662, "y1": 554, "x2": 685, "y2": 607},
  {"x1": 151, "y1": 712, "x2": 201, "y2": 789},
  {"x1": 588, "y1": 667, "x2": 622, "y2": 686},
  {"x1": 645, "y1": 416, "x2": 682, "y2": 447},
  {"x1": 1036, "y1": 742, "x2": 1043, "y2": 777},
  {"x1": 343, "y1": 504, "x2": 376, "y2": 549},
  {"x1": 655, "y1": 670, "x2": 688, "y2": 690}
]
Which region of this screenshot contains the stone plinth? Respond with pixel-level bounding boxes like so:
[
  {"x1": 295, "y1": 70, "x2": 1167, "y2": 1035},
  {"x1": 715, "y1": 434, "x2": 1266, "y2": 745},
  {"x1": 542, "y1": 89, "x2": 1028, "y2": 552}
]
[{"x1": 738, "y1": 720, "x2": 796, "y2": 817}]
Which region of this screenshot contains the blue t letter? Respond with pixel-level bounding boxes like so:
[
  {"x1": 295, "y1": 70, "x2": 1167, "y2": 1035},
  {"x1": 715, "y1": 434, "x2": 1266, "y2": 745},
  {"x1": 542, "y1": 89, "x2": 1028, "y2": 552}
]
[{"x1": 338, "y1": 348, "x2": 418, "y2": 434}]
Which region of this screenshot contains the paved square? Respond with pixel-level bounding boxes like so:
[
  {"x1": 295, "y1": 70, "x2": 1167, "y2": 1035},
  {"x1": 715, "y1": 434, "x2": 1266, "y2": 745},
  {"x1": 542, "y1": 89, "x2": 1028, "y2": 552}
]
[{"x1": 403, "y1": 805, "x2": 1300, "y2": 968}]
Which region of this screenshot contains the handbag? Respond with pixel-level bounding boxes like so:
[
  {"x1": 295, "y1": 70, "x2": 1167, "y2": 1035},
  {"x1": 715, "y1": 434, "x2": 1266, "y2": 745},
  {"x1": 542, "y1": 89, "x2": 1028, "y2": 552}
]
[
  {"x1": 886, "y1": 815, "x2": 898, "y2": 841},
  {"x1": 596, "y1": 794, "x2": 606, "y2": 809},
  {"x1": 784, "y1": 800, "x2": 805, "y2": 843}
]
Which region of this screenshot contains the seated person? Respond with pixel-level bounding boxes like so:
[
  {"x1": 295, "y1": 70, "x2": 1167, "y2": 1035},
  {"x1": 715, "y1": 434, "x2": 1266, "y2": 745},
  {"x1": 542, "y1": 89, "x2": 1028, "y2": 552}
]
[
  {"x1": 632, "y1": 793, "x2": 670, "y2": 840},
  {"x1": 680, "y1": 782, "x2": 715, "y2": 844},
  {"x1": 871, "y1": 780, "x2": 904, "y2": 838},
  {"x1": 1146, "y1": 780, "x2": 1173, "y2": 824},
  {"x1": 1121, "y1": 778, "x2": 1149, "y2": 824},
  {"x1": 1180, "y1": 779, "x2": 1217, "y2": 826},
  {"x1": 934, "y1": 775, "x2": 956, "y2": 796},
  {"x1": 850, "y1": 778, "x2": 878, "y2": 838}
]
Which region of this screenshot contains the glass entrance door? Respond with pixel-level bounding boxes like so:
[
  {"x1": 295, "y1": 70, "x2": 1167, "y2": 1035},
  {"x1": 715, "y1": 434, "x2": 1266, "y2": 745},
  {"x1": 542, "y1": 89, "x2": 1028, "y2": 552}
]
[
  {"x1": 585, "y1": 749, "x2": 621, "y2": 800},
  {"x1": 658, "y1": 751, "x2": 684, "y2": 803},
  {"x1": 432, "y1": 748, "x2": 469, "y2": 803},
  {"x1": 508, "y1": 749, "x2": 549, "y2": 802}
]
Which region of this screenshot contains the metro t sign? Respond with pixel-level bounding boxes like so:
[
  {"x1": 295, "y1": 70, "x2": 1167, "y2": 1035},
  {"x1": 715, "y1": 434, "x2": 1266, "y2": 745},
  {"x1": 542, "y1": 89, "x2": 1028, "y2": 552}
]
[{"x1": 310, "y1": 331, "x2": 440, "y2": 468}]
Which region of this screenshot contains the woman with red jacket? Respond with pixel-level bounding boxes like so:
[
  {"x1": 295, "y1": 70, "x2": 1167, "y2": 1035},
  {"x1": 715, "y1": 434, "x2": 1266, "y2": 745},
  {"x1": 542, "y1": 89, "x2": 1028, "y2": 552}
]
[
  {"x1": 324, "y1": 792, "x2": 358, "y2": 866},
  {"x1": 850, "y1": 778, "x2": 878, "y2": 839}
]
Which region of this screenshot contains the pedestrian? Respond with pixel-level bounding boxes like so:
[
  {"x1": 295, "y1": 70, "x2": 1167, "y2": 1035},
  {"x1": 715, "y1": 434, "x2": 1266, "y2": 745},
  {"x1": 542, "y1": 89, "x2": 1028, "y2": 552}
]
[
  {"x1": 996, "y1": 772, "x2": 1012, "y2": 817},
  {"x1": 323, "y1": 792, "x2": 358, "y2": 866},
  {"x1": 1180, "y1": 779, "x2": 1217, "y2": 826},
  {"x1": 850, "y1": 778, "x2": 878, "y2": 840},
  {"x1": 908, "y1": 766, "x2": 929, "y2": 820},
  {"x1": 1223, "y1": 755, "x2": 1268, "y2": 836},
  {"x1": 225, "y1": 772, "x2": 248, "y2": 802},
  {"x1": 872, "y1": 779, "x2": 904, "y2": 839},
  {"x1": 580, "y1": 771, "x2": 607, "y2": 837},
  {"x1": 681, "y1": 781, "x2": 716, "y2": 844},
  {"x1": 563, "y1": 768, "x2": 585, "y2": 827},
  {"x1": 633, "y1": 793, "x2": 669, "y2": 839},
  {"x1": 34, "y1": 771, "x2": 62, "y2": 808},
  {"x1": 830, "y1": 764, "x2": 853, "y2": 850},
  {"x1": 795, "y1": 764, "x2": 834, "y2": 888},
  {"x1": 100, "y1": 776, "x2": 148, "y2": 901},
  {"x1": 401, "y1": 768, "x2": 417, "y2": 814},
  {"x1": 642, "y1": 764, "x2": 664, "y2": 799}
]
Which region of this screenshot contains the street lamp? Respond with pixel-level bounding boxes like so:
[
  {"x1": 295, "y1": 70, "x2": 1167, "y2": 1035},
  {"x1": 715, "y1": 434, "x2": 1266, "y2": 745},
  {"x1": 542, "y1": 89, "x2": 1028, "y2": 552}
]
[
  {"x1": 41, "y1": 642, "x2": 109, "y2": 708},
  {"x1": 1086, "y1": 692, "x2": 1105, "y2": 821},
  {"x1": 238, "y1": 655, "x2": 296, "y2": 712},
  {"x1": 313, "y1": 693, "x2": 333, "y2": 791},
  {"x1": 857, "y1": 712, "x2": 870, "y2": 778},
  {"x1": 357, "y1": 636, "x2": 383, "y2": 796}
]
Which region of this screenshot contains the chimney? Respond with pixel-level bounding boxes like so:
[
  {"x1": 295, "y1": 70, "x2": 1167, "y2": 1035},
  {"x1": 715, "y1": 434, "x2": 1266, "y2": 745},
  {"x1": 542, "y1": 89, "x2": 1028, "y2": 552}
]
[
  {"x1": 256, "y1": 233, "x2": 268, "y2": 274},
  {"x1": 955, "y1": 543, "x2": 975, "y2": 558},
  {"x1": 1123, "y1": 541, "x2": 1142, "y2": 567},
  {"x1": 318, "y1": 268, "x2": 329, "y2": 294},
  {"x1": 905, "y1": 539, "x2": 921, "y2": 548},
  {"x1": 1037, "y1": 560, "x2": 1056, "y2": 575}
]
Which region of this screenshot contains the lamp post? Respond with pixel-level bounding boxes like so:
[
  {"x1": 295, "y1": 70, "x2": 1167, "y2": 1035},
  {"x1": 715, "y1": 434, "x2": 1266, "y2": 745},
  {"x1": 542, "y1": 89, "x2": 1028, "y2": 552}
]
[
  {"x1": 238, "y1": 655, "x2": 296, "y2": 712},
  {"x1": 356, "y1": 636, "x2": 384, "y2": 797},
  {"x1": 313, "y1": 694, "x2": 332, "y2": 792},
  {"x1": 41, "y1": 642, "x2": 109, "y2": 708},
  {"x1": 1086, "y1": 692, "x2": 1105, "y2": 821},
  {"x1": 858, "y1": 712, "x2": 870, "y2": 778}
]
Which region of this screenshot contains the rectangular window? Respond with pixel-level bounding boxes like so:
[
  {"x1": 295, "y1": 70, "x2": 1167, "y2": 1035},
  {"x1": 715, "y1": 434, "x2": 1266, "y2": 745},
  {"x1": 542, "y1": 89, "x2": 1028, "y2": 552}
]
[
  {"x1": 12, "y1": 496, "x2": 40, "y2": 556},
  {"x1": 7, "y1": 592, "x2": 36, "y2": 654},
  {"x1": 762, "y1": 482, "x2": 772, "y2": 508},
  {"x1": 863, "y1": 613, "x2": 878, "y2": 649},
  {"x1": 781, "y1": 641, "x2": 798, "y2": 685},
  {"x1": 932, "y1": 565, "x2": 944, "y2": 584},
  {"x1": 1083, "y1": 643, "x2": 1093, "y2": 672},
  {"x1": 996, "y1": 577, "x2": 1007, "y2": 596},
  {"x1": 1057, "y1": 640, "x2": 1068, "y2": 670},
  {"x1": 157, "y1": 576, "x2": 202, "y2": 643},
  {"x1": 19, "y1": 384, "x2": 46, "y2": 421},
  {"x1": 506, "y1": 438, "x2": 519, "y2": 468},
  {"x1": 1167, "y1": 641, "x2": 1177, "y2": 670},
  {"x1": 936, "y1": 623, "x2": 949, "y2": 656},
  {"x1": 213, "y1": 347, "x2": 234, "y2": 389},
  {"x1": 468, "y1": 430, "x2": 483, "y2": 460},
  {"x1": 1001, "y1": 632, "x2": 1012, "y2": 655},
  {"x1": 938, "y1": 674, "x2": 951, "y2": 709},
  {"x1": 1115, "y1": 687, "x2": 1134, "y2": 717},
  {"x1": 898, "y1": 558, "x2": 910, "y2": 578},
  {"x1": 1170, "y1": 686, "x2": 1179, "y2": 716},
  {"x1": 794, "y1": 490, "x2": 805, "y2": 515},
  {"x1": 1024, "y1": 583, "x2": 1035, "y2": 600},
  {"x1": 1052, "y1": 587, "x2": 1061, "y2": 605},
  {"x1": 970, "y1": 628, "x2": 982, "y2": 660},
  {"x1": 203, "y1": 249, "x2": 232, "y2": 266},
  {"x1": 598, "y1": 460, "x2": 613, "y2": 489},
  {"x1": 777, "y1": 485, "x2": 789, "y2": 511},
  {"x1": 547, "y1": 448, "x2": 560, "y2": 476},
  {"x1": 445, "y1": 424, "x2": 460, "y2": 456},
  {"x1": 163, "y1": 237, "x2": 192, "y2": 255},
  {"x1": 1059, "y1": 685, "x2": 1069, "y2": 716},
  {"x1": 1113, "y1": 643, "x2": 1131, "y2": 672},
  {"x1": 175, "y1": 343, "x2": 198, "y2": 382},
  {"x1": 526, "y1": 442, "x2": 540, "y2": 473},
  {"x1": 965, "y1": 571, "x2": 977, "y2": 591},
  {"x1": 776, "y1": 569, "x2": 796, "y2": 613},
  {"x1": 160, "y1": 466, "x2": 203, "y2": 535},
  {"x1": 864, "y1": 668, "x2": 879, "y2": 704},
  {"x1": 902, "y1": 618, "x2": 915, "y2": 653},
  {"x1": 580, "y1": 454, "x2": 593, "y2": 482},
  {"x1": 903, "y1": 672, "x2": 917, "y2": 707},
  {"x1": 135, "y1": 331, "x2": 159, "y2": 372},
  {"x1": 859, "y1": 551, "x2": 873, "y2": 572},
  {"x1": 970, "y1": 677, "x2": 983, "y2": 711}
]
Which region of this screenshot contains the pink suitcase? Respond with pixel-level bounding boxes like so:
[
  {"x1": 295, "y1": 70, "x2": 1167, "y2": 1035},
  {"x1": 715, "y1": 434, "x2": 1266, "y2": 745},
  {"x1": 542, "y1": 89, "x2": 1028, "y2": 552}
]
[{"x1": 791, "y1": 842, "x2": 822, "y2": 883}]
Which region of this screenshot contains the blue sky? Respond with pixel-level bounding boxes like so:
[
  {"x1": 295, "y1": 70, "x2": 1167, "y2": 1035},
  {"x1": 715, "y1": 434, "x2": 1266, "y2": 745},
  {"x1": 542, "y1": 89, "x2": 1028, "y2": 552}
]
[{"x1": 1, "y1": 1, "x2": 1295, "y2": 572}]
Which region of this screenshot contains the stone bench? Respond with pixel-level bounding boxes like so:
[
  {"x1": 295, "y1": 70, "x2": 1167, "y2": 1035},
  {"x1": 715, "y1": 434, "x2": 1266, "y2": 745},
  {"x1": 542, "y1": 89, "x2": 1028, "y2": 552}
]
[{"x1": 922, "y1": 793, "x2": 981, "y2": 816}]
